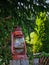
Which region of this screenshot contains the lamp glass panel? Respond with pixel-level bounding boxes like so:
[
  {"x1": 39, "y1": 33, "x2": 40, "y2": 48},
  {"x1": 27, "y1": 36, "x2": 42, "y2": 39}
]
[{"x1": 14, "y1": 37, "x2": 25, "y2": 48}]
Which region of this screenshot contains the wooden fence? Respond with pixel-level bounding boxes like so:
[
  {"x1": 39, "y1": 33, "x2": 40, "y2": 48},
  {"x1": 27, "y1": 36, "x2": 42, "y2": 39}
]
[
  {"x1": 33, "y1": 57, "x2": 49, "y2": 65},
  {"x1": 39, "y1": 56, "x2": 49, "y2": 65}
]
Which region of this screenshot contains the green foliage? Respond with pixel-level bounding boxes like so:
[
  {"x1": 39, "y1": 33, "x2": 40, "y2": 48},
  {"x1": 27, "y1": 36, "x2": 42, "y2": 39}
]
[
  {"x1": 26, "y1": 12, "x2": 46, "y2": 53},
  {"x1": 33, "y1": 12, "x2": 46, "y2": 53},
  {"x1": 0, "y1": 0, "x2": 48, "y2": 18},
  {"x1": 33, "y1": 52, "x2": 49, "y2": 58},
  {"x1": 42, "y1": 15, "x2": 49, "y2": 52},
  {"x1": 0, "y1": 0, "x2": 49, "y2": 65},
  {"x1": 0, "y1": 13, "x2": 35, "y2": 65}
]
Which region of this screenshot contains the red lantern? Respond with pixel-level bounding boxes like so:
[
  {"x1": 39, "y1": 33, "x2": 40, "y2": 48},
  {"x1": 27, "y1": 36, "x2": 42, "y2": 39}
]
[{"x1": 11, "y1": 27, "x2": 27, "y2": 60}]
